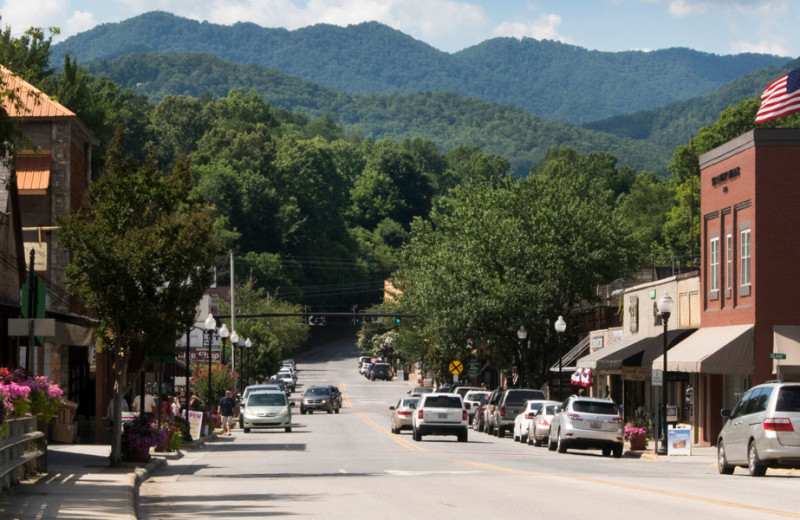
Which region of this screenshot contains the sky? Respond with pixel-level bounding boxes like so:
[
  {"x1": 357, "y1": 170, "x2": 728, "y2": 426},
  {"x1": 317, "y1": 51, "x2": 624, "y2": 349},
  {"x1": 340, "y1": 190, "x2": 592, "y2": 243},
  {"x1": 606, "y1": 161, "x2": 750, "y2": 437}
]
[{"x1": 0, "y1": 0, "x2": 797, "y2": 57}]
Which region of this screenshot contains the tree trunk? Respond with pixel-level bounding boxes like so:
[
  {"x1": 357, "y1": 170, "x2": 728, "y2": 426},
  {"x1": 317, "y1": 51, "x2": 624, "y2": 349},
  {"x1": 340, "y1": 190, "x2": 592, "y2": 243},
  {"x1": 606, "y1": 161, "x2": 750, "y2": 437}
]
[{"x1": 109, "y1": 350, "x2": 129, "y2": 466}]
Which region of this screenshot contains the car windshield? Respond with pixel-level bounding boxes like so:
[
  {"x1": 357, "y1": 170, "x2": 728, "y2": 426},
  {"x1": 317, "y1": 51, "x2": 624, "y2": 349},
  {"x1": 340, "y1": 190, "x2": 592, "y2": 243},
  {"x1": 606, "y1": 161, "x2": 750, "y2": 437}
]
[
  {"x1": 506, "y1": 390, "x2": 546, "y2": 405},
  {"x1": 543, "y1": 404, "x2": 558, "y2": 415},
  {"x1": 306, "y1": 387, "x2": 331, "y2": 396},
  {"x1": 776, "y1": 386, "x2": 800, "y2": 412},
  {"x1": 465, "y1": 392, "x2": 489, "y2": 401},
  {"x1": 248, "y1": 393, "x2": 286, "y2": 406},
  {"x1": 572, "y1": 400, "x2": 618, "y2": 415},
  {"x1": 425, "y1": 395, "x2": 462, "y2": 408}
]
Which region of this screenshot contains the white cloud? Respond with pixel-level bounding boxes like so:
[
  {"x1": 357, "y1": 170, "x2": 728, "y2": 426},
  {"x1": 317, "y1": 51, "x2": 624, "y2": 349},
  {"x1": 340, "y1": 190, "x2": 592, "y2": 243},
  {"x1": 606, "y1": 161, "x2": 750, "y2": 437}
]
[
  {"x1": 491, "y1": 13, "x2": 570, "y2": 44},
  {"x1": 63, "y1": 11, "x2": 96, "y2": 38},
  {"x1": 730, "y1": 38, "x2": 790, "y2": 57},
  {"x1": 661, "y1": 0, "x2": 788, "y2": 18},
  {"x1": 0, "y1": 0, "x2": 67, "y2": 33}
]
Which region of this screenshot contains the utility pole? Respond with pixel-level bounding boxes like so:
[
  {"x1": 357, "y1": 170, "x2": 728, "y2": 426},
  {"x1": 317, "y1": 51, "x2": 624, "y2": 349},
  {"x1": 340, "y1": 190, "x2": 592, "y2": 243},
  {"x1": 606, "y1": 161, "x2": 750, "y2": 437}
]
[{"x1": 229, "y1": 251, "x2": 235, "y2": 373}]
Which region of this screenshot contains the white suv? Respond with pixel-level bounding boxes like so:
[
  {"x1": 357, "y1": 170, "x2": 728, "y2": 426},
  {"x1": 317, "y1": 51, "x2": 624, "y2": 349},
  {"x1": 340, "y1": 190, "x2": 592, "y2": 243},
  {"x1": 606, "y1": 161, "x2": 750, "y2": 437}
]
[
  {"x1": 412, "y1": 393, "x2": 468, "y2": 442},
  {"x1": 548, "y1": 396, "x2": 624, "y2": 457}
]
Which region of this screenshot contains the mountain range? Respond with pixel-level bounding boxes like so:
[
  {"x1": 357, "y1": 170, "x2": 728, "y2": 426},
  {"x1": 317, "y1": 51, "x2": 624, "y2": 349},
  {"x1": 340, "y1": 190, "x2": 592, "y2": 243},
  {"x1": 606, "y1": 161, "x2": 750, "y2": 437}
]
[{"x1": 50, "y1": 11, "x2": 795, "y2": 174}]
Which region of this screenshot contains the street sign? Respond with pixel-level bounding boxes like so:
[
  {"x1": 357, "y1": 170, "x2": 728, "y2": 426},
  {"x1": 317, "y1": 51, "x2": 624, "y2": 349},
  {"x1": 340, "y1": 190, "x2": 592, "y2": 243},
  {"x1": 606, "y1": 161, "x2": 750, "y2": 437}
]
[
  {"x1": 468, "y1": 360, "x2": 479, "y2": 378},
  {"x1": 769, "y1": 352, "x2": 787, "y2": 360},
  {"x1": 448, "y1": 360, "x2": 464, "y2": 375},
  {"x1": 652, "y1": 369, "x2": 663, "y2": 387}
]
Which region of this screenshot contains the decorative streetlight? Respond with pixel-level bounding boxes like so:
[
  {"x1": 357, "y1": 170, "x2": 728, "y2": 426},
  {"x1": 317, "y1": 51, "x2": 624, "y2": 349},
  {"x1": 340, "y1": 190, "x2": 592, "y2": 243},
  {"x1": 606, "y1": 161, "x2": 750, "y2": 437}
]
[
  {"x1": 656, "y1": 292, "x2": 673, "y2": 456},
  {"x1": 517, "y1": 326, "x2": 528, "y2": 387},
  {"x1": 554, "y1": 316, "x2": 567, "y2": 400},
  {"x1": 204, "y1": 313, "x2": 216, "y2": 412},
  {"x1": 245, "y1": 337, "x2": 253, "y2": 387},
  {"x1": 219, "y1": 324, "x2": 229, "y2": 365},
  {"x1": 244, "y1": 338, "x2": 252, "y2": 390}
]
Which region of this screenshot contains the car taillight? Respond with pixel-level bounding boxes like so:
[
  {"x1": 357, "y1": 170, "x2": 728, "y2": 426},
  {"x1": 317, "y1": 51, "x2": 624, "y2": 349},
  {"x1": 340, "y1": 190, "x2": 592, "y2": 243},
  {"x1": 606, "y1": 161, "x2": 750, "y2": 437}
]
[
  {"x1": 398, "y1": 411, "x2": 411, "y2": 416},
  {"x1": 537, "y1": 418, "x2": 549, "y2": 426},
  {"x1": 567, "y1": 413, "x2": 580, "y2": 420},
  {"x1": 763, "y1": 417, "x2": 794, "y2": 431},
  {"x1": 462, "y1": 410, "x2": 468, "y2": 421},
  {"x1": 418, "y1": 409, "x2": 423, "y2": 419},
  {"x1": 500, "y1": 405, "x2": 506, "y2": 417},
  {"x1": 612, "y1": 416, "x2": 623, "y2": 422},
  {"x1": 465, "y1": 403, "x2": 471, "y2": 409}
]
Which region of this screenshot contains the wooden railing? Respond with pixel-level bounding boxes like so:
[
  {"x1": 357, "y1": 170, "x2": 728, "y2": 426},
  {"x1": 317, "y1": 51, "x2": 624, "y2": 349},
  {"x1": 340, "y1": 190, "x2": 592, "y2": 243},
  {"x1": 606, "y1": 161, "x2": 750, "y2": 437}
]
[{"x1": 0, "y1": 416, "x2": 46, "y2": 494}]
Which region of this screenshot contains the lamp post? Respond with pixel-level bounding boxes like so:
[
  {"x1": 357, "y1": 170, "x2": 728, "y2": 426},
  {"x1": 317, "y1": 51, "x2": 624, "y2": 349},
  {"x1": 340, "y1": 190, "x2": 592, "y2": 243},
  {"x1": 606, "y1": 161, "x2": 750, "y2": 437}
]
[
  {"x1": 517, "y1": 326, "x2": 528, "y2": 387},
  {"x1": 219, "y1": 324, "x2": 229, "y2": 365},
  {"x1": 245, "y1": 338, "x2": 253, "y2": 386},
  {"x1": 656, "y1": 292, "x2": 673, "y2": 456},
  {"x1": 230, "y1": 329, "x2": 239, "y2": 388},
  {"x1": 204, "y1": 313, "x2": 216, "y2": 412},
  {"x1": 244, "y1": 338, "x2": 252, "y2": 389},
  {"x1": 554, "y1": 316, "x2": 566, "y2": 400}
]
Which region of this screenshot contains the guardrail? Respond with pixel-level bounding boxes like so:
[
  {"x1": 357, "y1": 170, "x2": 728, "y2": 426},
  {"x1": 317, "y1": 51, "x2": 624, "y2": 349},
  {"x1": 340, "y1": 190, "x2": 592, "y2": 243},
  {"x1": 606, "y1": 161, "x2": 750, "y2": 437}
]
[{"x1": 0, "y1": 416, "x2": 47, "y2": 494}]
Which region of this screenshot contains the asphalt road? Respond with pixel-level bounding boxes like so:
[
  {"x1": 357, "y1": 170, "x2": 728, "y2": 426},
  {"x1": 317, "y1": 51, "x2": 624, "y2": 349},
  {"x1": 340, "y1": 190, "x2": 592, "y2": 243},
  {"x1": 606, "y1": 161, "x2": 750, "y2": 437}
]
[{"x1": 139, "y1": 336, "x2": 800, "y2": 520}]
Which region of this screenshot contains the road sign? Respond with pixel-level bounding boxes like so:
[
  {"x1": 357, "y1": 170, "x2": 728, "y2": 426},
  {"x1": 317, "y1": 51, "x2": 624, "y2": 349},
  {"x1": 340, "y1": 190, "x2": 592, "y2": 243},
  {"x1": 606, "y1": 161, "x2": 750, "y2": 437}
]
[
  {"x1": 468, "y1": 360, "x2": 479, "y2": 378},
  {"x1": 769, "y1": 352, "x2": 787, "y2": 360},
  {"x1": 448, "y1": 360, "x2": 464, "y2": 375},
  {"x1": 652, "y1": 369, "x2": 663, "y2": 387}
]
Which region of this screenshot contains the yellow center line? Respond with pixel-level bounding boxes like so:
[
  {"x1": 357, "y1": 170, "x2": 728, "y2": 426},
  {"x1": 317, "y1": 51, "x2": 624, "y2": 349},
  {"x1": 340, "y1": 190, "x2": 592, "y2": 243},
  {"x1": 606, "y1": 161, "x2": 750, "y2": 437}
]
[
  {"x1": 356, "y1": 413, "x2": 424, "y2": 452},
  {"x1": 450, "y1": 458, "x2": 800, "y2": 518},
  {"x1": 339, "y1": 382, "x2": 352, "y2": 409}
]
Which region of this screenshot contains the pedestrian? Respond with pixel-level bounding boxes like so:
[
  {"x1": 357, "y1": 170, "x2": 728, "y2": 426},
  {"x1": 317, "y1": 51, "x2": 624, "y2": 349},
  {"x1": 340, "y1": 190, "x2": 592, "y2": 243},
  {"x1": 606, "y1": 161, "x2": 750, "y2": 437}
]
[
  {"x1": 218, "y1": 389, "x2": 236, "y2": 436},
  {"x1": 171, "y1": 396, "x2": 181, "y2": 418}
]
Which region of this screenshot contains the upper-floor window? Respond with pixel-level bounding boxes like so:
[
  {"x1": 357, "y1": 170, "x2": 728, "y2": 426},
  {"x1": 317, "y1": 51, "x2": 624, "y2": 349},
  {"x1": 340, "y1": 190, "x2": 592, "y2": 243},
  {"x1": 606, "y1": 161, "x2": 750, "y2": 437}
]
[
  {"x1": 726, "y1": 233, "x2": 733, "y2": 292},
  {"x1": 740, "y1": 229, "x2": 752, "y2": 287},
  {"x1": 709, "y1": 237, "x2": 720, "y2": 295}
]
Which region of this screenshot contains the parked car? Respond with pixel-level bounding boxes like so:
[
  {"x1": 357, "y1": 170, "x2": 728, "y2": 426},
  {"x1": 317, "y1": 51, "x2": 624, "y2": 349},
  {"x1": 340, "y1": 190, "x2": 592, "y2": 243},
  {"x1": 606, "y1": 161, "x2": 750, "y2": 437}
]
[
  {"x1": 267, "y1": 378, "x2": 291, "y2": 397},
  {"x1": 390, "y1": 396, "x2": 420, "y2": 433},
  {"x1": 717, "y1": 381, "x2": 800, "y2": 476},
  {"x1": 370, "y1": 363, "x2": 393, "y2": 381},
  {"x1": 483, "y1": 388, "x2": 504, "y2": 435},
  {"x1": 241, "y1": 390, "x2": 293, "y2": 433},
  {"x1": 300, "y1": 385, "x2": 339, "y2": 414},
  {"x1": 472, "y1": 396, "x2": 490, "y2": 432},
  {"x1": 275, "y1": 372, "x2": 295, "y2": 392},
  {"x1": 281, "y1": 359, "x2": 296, "y2": 370},
  {"x1": 512, "y1": 399, "x2": 552, "y2": 443},
  {"x1": 527, "y1": 401, "x2": 561, "y2": 446},
  {"x1": 492, "y1": 389, "x2": 547, "y2": 437},
  {"x1": 278, "y1": 367, "x2": 297, "y2": 383},
  {"x1": 358, "y1": 356, "x2": 371, "y2": 368},
  {"x1": 412, "y1": 393, "x2": 468, "y2": 442},
  {"x1": 548, "y1": 396, "x2": 624, "y2": 457},
  {"x1": 361, "y1": 363, "x2": 373, "y2": 377},
  {"x1": 408, "y1": 387, "x2": 432, "y2": 396},
  {"x1": 463, "y1": 391, "x2": 490, "y2": 423}
]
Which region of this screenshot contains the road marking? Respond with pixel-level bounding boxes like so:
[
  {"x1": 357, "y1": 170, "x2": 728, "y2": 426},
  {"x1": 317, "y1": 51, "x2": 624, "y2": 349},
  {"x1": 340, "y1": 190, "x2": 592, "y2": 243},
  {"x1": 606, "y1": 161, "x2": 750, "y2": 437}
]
[
  {"x1": 386, "y1": 470, "x2": 481, "y2": 476},
  {"x1": 355, "y1": 413, "x2": 423, "y2": 452},
  {"x1": 450, "y1": 459, "x2": 800, "y2": 518},
  {"x1": 339, "y1": 382, "x2": 352, "y2": 409}
]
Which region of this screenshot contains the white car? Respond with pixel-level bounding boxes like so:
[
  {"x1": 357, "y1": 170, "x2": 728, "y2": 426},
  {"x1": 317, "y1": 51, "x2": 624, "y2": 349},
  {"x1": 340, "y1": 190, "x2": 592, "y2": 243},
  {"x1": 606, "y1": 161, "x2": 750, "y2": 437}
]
[
  {"x1": 548, "y1": 396, "x2": 624, "y2": 457},
  {"x1": 527, "y1": 401, "x2": 561, "y2": 446},
  {"x1": 463, "y1": 391, "x2": 490, "y2": 423},
  {"x1": 241, "y1": 390, "x2": 294, "y2": 433},
  {"x1": 512, "y1": 399, "x2": 553, "y2": 443},
  {"x1": 412, "y1": 393, "x2": 468, "y2": 442}
]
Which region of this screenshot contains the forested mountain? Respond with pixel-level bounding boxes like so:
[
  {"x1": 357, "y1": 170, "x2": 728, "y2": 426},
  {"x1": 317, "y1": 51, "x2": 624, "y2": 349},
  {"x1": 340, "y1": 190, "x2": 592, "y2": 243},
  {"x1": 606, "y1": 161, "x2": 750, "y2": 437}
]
[
  {"x1": 84, "y1": 52, "x2": 672, "y2": 175},
  {"x1": 51, "y1": 11, "x2": 791, "y2": 124},
  {"x1": 584, "y1": 59, "x2": 800, "y2": 149}
]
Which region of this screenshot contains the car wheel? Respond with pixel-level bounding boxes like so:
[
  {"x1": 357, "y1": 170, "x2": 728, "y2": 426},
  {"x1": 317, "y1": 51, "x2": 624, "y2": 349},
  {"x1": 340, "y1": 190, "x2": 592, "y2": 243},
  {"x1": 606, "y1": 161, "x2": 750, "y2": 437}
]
[
  {"x1": 602, "y1": 447, "x2": 611, "y2": 457},
  {"x1": 243, "y1": 428, "x2": 250, "y2": 433},
  {"x1": 513, "y1": 431, "x2": 519, "y2": 442},
  {"x1": 413, "y1": 428, "x2": 422, "y2": 441},
  {"x1": 300, "y1": 408, "x2": 306, "y2": 415},
  {"x1": 285, "y1": 426, "x2": 292, "y2": 433},
  {"x1": 458, "y1": 429, "x2": 468, "y2": 442},
  {"x1": 557, "y1": 431, "x2": 568, "y2": 453},
  {"x1": 532, "y1": 436, "x2": 541, "y2": 447},
  {"x1": 520, "y1": 434, "x2": 528, "y2": 444},
  {"x1": 717, "y1": 441, "x2": 735, "y2": 475},
  {"x1": 612, "y1": 443, "x2": 623, "y2": 458},
  {"x1": 748, "y1": 441, "x2": 767, "y2": 477},
  {"x1": 547, "y1": 434, "x2": 557, "y2": 451},
  {"x1": 327, "y1": 407, "x2": 333, "y2": 414},
  {"x1": 335, "y1": 406, "x2": 340, "y2": 414}
]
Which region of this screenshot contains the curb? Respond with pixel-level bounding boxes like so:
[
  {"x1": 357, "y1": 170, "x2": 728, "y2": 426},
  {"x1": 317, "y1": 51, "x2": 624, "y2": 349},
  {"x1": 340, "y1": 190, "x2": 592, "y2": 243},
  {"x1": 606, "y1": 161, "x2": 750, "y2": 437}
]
[{"x1": 128, "y1": 456, "x2": 165, "y2": 520}]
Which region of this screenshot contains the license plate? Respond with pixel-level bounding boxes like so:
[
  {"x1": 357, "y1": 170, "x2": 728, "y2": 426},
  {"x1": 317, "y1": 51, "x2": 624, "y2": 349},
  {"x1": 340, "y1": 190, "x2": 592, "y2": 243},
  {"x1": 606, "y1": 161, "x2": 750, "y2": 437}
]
[
  {"x1": 589, "y1": 421, "x2": 601, "y2": 429},
  {"x1": 438, "y1": 413, "x2": 448, "y2": 419}
]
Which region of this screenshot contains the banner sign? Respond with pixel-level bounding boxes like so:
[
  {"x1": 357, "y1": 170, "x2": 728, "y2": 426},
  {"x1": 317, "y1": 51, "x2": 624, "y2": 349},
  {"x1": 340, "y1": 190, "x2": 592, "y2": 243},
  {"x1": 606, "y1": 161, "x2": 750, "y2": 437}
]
[{"x1": 188, "y1": 410, "x2": 204, "y2": 441}]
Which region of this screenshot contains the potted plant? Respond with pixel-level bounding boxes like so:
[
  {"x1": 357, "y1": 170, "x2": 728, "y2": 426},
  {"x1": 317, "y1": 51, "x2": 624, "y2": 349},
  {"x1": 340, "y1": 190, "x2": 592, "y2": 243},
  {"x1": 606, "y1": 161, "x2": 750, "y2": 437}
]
[
  {"x1": 122, "y1": 416, "x2": 167, "y2": 462},
  {"x1": 625, "y1": 406, "x2": 652, "y2": 451}
]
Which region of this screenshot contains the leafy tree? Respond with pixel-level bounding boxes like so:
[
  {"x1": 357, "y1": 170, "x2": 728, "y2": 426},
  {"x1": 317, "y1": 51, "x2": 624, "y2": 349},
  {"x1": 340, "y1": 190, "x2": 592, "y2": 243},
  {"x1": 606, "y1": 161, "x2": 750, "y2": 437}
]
[{"x1": 57, "y1": 133, "x2": 223, "y2": 465}]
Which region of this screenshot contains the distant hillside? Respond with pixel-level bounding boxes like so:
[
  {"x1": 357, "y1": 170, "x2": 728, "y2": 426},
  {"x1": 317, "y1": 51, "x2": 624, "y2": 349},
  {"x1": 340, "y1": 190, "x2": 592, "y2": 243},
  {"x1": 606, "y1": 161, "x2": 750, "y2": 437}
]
[
  {"x1": 583, "y1": 59, "x2": 800, "y2": 148},
  {"x1": 52, "y1": 11, "x2": 791, "y2": 124},
  {"x1": 84, "y1": 52, "x2": 672, "y2": 175}
]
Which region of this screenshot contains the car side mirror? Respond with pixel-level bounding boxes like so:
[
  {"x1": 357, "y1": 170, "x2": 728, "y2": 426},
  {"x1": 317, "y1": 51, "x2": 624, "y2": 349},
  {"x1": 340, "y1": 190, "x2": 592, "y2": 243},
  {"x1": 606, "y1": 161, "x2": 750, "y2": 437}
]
[
  {"x1": 554, "y1": 407, "x2": 561, "y2": 413},
  {"x1": 720, "y1": 408, "x2": 731, "y2": 418},
  {"x1": 390, "y1": 406, "x2": 396, "y2": 410}
]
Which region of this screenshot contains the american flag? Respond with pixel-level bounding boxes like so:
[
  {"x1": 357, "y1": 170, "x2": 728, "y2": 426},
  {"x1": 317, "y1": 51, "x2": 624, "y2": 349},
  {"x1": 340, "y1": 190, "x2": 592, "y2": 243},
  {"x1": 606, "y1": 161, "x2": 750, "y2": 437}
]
[{"x1": 756, "y1": 68, "x2": 800, "y2": 124}]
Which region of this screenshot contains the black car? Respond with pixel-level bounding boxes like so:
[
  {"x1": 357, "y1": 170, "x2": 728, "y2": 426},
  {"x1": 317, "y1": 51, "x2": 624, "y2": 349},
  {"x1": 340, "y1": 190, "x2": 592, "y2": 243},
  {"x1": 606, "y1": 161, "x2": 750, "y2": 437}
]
[
  {"x1": 300, "y1": 385, "x2": 340, "y2": 414},
  {"x1": 370, "y1": 363, "x2": 392, "y2": 381}
]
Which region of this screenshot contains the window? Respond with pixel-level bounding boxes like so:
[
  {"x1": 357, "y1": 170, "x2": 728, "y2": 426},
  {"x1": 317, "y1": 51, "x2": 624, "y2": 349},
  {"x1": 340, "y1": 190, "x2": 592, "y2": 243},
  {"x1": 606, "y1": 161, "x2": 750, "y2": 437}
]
[
  {"x1": 740, "y1": 229, "x2": 751, "y2": 287},
  {"x1": 726, "y1": 233, "x2": 733, "y2": 293},
  {"x1": 709, "y1": 237, "x2": 720, "y2": 296}
]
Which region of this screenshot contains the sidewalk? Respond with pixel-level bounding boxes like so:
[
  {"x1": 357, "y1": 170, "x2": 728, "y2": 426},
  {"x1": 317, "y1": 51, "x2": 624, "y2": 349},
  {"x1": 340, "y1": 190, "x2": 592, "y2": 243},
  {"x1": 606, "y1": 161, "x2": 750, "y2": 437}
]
[{"x1": 0, "y1": 441, "x2": 192, "y2": 520}]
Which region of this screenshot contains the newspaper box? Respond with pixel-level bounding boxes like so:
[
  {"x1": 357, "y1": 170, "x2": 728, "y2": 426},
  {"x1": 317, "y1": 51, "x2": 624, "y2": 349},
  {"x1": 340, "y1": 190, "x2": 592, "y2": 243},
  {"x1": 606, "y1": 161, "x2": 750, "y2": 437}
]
[{"x1": 667, "y1": 424, "x2": 692, "y2": 456}]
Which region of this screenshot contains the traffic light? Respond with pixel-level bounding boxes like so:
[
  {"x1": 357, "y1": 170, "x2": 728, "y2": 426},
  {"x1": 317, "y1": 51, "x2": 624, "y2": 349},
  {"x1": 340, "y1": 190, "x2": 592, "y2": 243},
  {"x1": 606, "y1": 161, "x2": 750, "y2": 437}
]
[
  {"x1": 351, "y1": 305, "x2": 360, "y2": 325},
  {"x1": 395, "y1": 317, "x2": 402, "y2": 324}
]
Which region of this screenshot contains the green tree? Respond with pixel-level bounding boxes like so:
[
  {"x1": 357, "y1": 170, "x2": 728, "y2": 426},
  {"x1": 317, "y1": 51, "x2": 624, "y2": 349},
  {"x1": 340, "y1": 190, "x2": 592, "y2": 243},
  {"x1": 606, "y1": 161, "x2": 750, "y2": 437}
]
[{"x1": 57, "y1": 133, "x2": 223, "y2": 465}]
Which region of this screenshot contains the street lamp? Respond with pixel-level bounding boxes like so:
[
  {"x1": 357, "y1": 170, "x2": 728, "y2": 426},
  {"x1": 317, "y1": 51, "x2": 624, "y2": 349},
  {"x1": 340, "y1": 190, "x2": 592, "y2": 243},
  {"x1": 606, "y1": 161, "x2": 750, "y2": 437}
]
[
  {"x1": 204, "y1": 313, "x2": 216, "y2": 412},
  {"x1": 554, "y1": 316, "x2": 566, "y2": 400},
  {"x1": 244, "y1": 338, "x2": 252, "y2": 389},
  {"x1": 219, "y1": 324, "x2": 229, "y2": 365},
  {"x1": 245, "y1": 337, "x2": 253, "y2": 386},
  {"x1": 517, "y1": 326, "x2": 528, "y2": 387},
  {"x1": 656, "y1": 292, "x2": 673, "y2": 456}
]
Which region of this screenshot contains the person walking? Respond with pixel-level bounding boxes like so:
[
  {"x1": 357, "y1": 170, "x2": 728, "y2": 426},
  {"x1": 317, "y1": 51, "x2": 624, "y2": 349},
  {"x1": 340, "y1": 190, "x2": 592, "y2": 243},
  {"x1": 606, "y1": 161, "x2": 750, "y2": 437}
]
[{"x1": 218, "y1": 389, "x2": 236, "y2": 436}]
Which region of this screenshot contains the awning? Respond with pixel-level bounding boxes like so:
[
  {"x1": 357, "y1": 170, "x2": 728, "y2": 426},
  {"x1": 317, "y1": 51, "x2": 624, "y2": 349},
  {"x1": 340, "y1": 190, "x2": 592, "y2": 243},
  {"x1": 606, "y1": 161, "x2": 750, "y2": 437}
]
[
  {"x1": 53, "y1": 321, "x2": 96, "y2": 347},
  {"x1": 577, "y1": 328, "x2": 696, "y2": 370},
  {"x1": 651, "y1": 325, "x2": 754, "y2": 374},
  {"x1": 773, "y1": 326, "x2": 800, "y2": 375},
  {"x1": 16, "y1": 151, "x2": 51, "y2": 195}
]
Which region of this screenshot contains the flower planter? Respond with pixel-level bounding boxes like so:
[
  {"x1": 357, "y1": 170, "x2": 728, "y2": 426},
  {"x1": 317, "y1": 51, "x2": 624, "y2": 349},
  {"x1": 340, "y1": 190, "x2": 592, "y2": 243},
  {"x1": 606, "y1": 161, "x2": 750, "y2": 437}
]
[
  {"x1": 629, "y1": 433, "x2": 647, "y2": 451},
  {"x1": 126, "y1": 445, "x2": 151, "y2": 463}
]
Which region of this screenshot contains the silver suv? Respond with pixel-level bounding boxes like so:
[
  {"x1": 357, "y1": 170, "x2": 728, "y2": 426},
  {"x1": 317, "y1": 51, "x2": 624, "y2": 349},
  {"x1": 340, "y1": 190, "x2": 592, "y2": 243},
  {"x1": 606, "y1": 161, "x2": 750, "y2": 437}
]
[
  {"x1": 548, "y1": 396, "x2": 624, "y2": 457},
  {"x1": 718, "y1": 381, "x2": 800, "y2": 476}
]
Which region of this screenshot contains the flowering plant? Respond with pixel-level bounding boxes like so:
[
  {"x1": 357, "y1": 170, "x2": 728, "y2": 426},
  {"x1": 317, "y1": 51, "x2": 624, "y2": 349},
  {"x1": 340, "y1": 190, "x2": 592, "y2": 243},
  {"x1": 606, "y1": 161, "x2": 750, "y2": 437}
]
[
  {"x1": 24, "y1": 376, "x2": 64, "y2": 421},
  {"x1": 624, "y1": 425, "x2": 649, "y2": 439},
  {"x1": 0, "y1": 369, "x2": 64, "y2": 420},
  {"x1": 123, "y1": 416, "x2": 168, "y2": 456}
]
